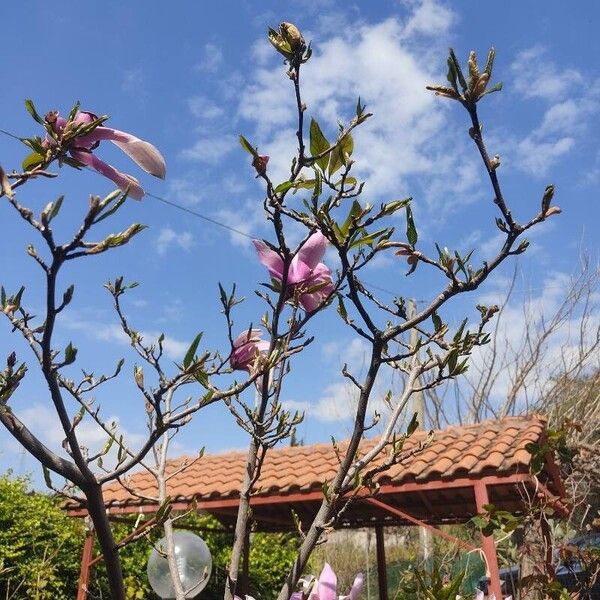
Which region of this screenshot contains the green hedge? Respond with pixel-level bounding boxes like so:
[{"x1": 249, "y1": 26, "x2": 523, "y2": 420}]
[{"x1": 0, "y1": 474, "x2": 298, "y2": 599}]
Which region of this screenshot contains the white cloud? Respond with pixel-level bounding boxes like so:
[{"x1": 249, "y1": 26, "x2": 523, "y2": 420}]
[
  {"x1": 284, "y1": 381, "x2": 360, "y2": 422},
  {"x1": 514, "y1": 136, "x2": 575, "y2": 176},
  {"x1": 322, "y1": 337, "x2": 369, "y2": 370},
  {"x1": 61, "y1": 312, "x2": 189, "y2": 360},
  {"x1": 7, "y1": 403, "x2": 147, "y2": 473},
  {"x1": 188, "y1": 95, "x2": 225, "y2": 121},
  {"x1": 180, "y1": 134, "x2": 237, "y2": 163},
  {"x1": 212, "y1": 203, "x2": 266, "y2": 247},
  {"x1": 467, "y1": 269, "x2": 600, "y2": 413},
  {"x1": 195, "y1": 43, "x2": 223, "y2": 73},
  {"x1": 238, "y1": 9, "x2": 482, "y2": 221},
  {"x1": 121, "y1": 67, "x2": 145, "y2": 95},
  {"x1": 507, "y1": 48, "x2": 600, "y2": 177},
  {"x1": 400, "y1": 0, "x2": 456, "y2": 38},
  {"x1": 156, "y1": 227, "x2": 194, "y2": 255},
  {"x1": 510, "y1": 47, "x2": 583, "y2": 102}
]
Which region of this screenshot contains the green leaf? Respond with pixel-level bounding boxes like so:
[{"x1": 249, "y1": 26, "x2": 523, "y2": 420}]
[
  {"x1": 194, "y1": 369, "x2": 210, "y2": 389},
  {"x1": 344, "y1": 200, "x2": 363, "y2": 234},
  {"x1": 22, "y1": 152, "x2": 45, "y2": 172},
  {"x1": 42, "y1": 465, "x2": 53, "y2": 489},
  {"x1": 67, "y1": 101, "x2": 81, "y2": 122},
  {"x1": 406, "y1": 412, "x2": 419, "y2": 435},
  {"x1": 46, "y1": 195, "x2": 64, "y2": 222},
  {"x1": 309, "y1": 118, "x2": 330, "y2": 171},
  {"x1": 337, "y1": 296, "x2": 348, "y2": 322},
  {"x1": 334, "y1": 176, "x2": 357, "y2": 188},
  {"x1": 183, "y1": 332, "x2": 203, "y2": 370},
  {"x1": 406, "y1": 205, "x2": 418, "y2": 246},
  {"x1": 328, "y1": 133, "x2": 354, "y2": 176},
  {"x1": 239, "y1": 135, "x2": 258, "y2": 157},
  {"x1": 381, "y1": 197, "x2": 411, "y2": 216},
  {"x1": 349, "y1": 227, "x2": 391, "y2": 250},
  {"x1": 64, "y1": 343, "x2": 77, "y2": 365},
  {"x1": 274, "y1": 180, "x2": 294, "y2": 194},
  {"x1": 448, "y1": 49, "x2": 468, "y2": 92},
  {"x1": 24, "y1": 99, "x2": 45, "y2": 125},
  {"x1": 431, "y1": 311, "x2": 443, "y2": 332},
  {"x1": 482, "y1": 81, "x2": 503, "y2": 96},
  {"x1": 484, "y1": 48, "x2": 495, "y2": 77}
]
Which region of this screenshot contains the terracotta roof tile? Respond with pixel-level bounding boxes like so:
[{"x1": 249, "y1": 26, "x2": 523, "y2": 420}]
[{"x1": 100, "y1": 416, "x2": 547, "y2": 508}]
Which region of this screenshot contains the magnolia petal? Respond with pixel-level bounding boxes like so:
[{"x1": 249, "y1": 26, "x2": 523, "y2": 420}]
[
  {"x1": 297, "y1": 231, "x2": 328, "y2": 270},
  {"x1": 317, "y1": 563, "x2": 337, "y2": 600},
  {"x1": 255, "y1": 340, "x2": 270, "y2": 353},
  {"x1": 288, "y1": 255, "x2": 314, "y2": 284},
  {"x1": 290, "y1": 594, "x2": 303, "y2": 600},
  {"x1": 232, "y1": 329, "x2": 263, "y2": 349},
  {"x1": 299, "y1": 286, "x2": 330, "y2": 312},
  {"x1": 254, "y1": 240, "x2": 284, "y2": 280},
  {"x1": 70, "y1": 150, "x2": 144, "y2": 200},
  {"x1": 347, "y1": 573, "x2": 364, "y2": 600},
  {"x1": 78, "y1": 126, "x2": 166, "y2": 179}
]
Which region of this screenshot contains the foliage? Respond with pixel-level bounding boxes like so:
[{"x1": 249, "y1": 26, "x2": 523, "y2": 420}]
[
  {"x1": 0, "y1": 474, "x2": 298, "y2": 600},
  {"x1": 92, "y1": 514, "x2": 298, "y2": 600},
  {"x1": 0, "y1": 474, "x2": 83, "y2": 600}
]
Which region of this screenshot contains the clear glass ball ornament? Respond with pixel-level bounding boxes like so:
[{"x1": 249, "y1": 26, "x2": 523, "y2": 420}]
[{"x1": 147, "y1": 530, "x2": 212, "y2": 599}]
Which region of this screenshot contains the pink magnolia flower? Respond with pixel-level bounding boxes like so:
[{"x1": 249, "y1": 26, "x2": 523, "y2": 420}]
[
  {"x1": 291, "y1": 563, "x2": 363, "y2": 600},
  {"x1": 45, "y1": 110, "x2": 166, "y2": 200},
  {"x1": 230, "y1": 329, "x2": 269, "y2": 373},
  {"x1": 253, "y1": 231, "x2": 334, "y2": 312}
]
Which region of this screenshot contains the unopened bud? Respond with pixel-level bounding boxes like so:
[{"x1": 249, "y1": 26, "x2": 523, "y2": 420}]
[
  {"x1": 544, "y1": 206, "x2": 562, "y2": 218},
  {"x1": 44, "y1": 111, "x2": 58, "y2": 124},
  {"x1": 280, "y1": 22, "x2": 305, "y2": 51},
  {"x1": 490, "y1": 154, "x2": 501, "y2": 170},
  {"x1": 541, "y1": 184, "x2": 555, "y2": 213},
  {"x1": 474, "y1": 72, "x2": 490, "y2": 97},
  {"x1": 134, "y1": 366, "x2": 144, "y2": 389},
  {"x1": 252, "y1": 154, "x2": 269, "y2": 176}
]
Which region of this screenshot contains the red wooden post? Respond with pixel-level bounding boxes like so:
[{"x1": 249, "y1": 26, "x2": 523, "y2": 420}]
[
  {"x1": 375, "y1": 525, "x2": 388, "y2": 600},
  {"x1": 77, "y1": 523, "x2": 95, "y2": 600},
  {"x1": 473, "y1": 481, "x2": 503, "y2": 599}
]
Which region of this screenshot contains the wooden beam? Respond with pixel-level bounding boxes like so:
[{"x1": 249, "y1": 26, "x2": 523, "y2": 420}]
[
  {"x1": 76, "y1": 525, "x2": 95, "y2": 600},
  {"x1": 65, "y1": 472, "x2": 534, "y2": 517},
  {"x1": 375, "y1": 526, "x2": 388, "y2": 600},
  {"x1": 365, "y1": 497, "x2": 478, "y2": 552},
  {"x1": 473, "y1": 481, "x2": 502, "y2": 600},
  {"x1": 88, "y1": 516, "x2": 156, "y2": 568}
]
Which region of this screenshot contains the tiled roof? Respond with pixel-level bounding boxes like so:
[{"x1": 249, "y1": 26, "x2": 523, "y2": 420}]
[{"x1": 100, "y1": 416, "x2": 547, "y2": 509}]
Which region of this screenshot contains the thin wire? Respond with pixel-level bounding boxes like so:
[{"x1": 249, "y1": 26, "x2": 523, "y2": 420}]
[
  {"x1": 0, "y1": 127, "x2": 22, "y2": 141},
  {"x1": 145, "y1": 191, "x2": 255, "y2": 240},
  {"x1": 0, "y1": 125, "x2": 579, "y2": 301}
]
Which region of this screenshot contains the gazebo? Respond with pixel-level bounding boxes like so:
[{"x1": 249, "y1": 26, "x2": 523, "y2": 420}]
[{"x1": 69, "y1": 416, "x2": 566, "y2": 599}]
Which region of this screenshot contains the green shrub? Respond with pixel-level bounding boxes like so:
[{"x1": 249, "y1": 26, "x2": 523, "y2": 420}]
[
  {"x1": 1, "y1": 473, "x2": 298, "y2": 599},
  {"x1": 0, "y1": 474, "x2": 83, "y2": 599}
]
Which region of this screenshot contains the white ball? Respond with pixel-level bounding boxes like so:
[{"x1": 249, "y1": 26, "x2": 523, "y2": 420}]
[{"x1": 147, "y1": 530, "x2": 212, "y2": 599}]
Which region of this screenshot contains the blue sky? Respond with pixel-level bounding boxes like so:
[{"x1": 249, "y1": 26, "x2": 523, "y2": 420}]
[{"x1": 1, "y1": 0, "x2": 599, "y2": 483}]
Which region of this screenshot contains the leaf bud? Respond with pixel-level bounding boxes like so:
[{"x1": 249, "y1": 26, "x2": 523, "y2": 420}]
[
  {"x1": 280, "y1": 22, "x2": 305, "y2": 51},
  {"x1": 541, "y1": 184, "x2": 555, "y2": 213},
  {"x1": 544, "y1": 206, "x2": 562, "y2": 218},
  {"x1": 134, "y1": 365, "x2": 144, "y2": 389},
  {"x1": 515, "y1": 239, "x2": 530, "y2": 254}
]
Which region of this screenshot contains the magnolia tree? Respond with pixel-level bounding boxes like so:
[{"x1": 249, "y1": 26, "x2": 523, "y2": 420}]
[{"x1": 0, "y1": 22, "x2": 561, "y2": 600}]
